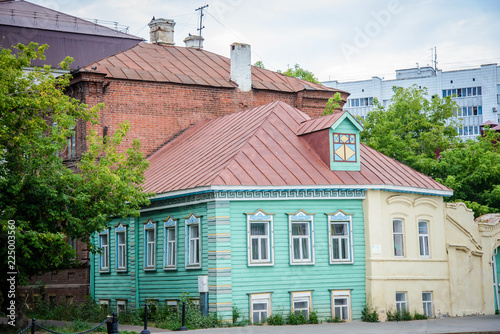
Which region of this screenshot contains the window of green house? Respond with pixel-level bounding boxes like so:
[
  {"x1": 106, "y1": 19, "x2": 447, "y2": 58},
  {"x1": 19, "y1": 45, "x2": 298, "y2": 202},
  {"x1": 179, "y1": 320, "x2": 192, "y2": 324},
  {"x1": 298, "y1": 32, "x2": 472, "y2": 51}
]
[
  {"x1": 247, "y1": 210, "x2": 274, "y2": 266},
  {"x1": 143, "y1": 220, "x2": 156, "y2": 270},
  {"x1": 98, "y1": 229, "x2": 109, "y2": 273},
  {"x1": 332, "y1": 290, "x2": 351, "y2": 321},
  {"x1": 250, "y1": 293, "x2": 271, "y2": 324},
  {"x1": 327, "y1": 210, "x2": 353, "y2": 264},
  {"x1": 288, "y1": 210, "x2": 315, "y2": 265},
  {"x1": 163, "y1": 216, "x2": 178, "y2": 270},
  {"x1": 291, "y1": 291, "x2": 312, "y2": 320},
  {"x1": 185, "y1": 214, "x2": 201, "y2": 269},
  {"x1": 115, "y1": 223, "x2": 127, "y2": 272}
]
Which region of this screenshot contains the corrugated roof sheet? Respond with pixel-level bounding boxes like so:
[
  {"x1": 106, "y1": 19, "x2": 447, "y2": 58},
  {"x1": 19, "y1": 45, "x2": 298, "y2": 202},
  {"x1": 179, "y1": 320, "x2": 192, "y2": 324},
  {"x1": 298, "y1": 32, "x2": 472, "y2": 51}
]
[
  {"x1": 80, "y1": 42, "x2": 343, "y2": 93},
  {"x1": 144, "y1": 101, "x2": 451, "y2": 195},
  {"x1": 0, "y1": 0, "x2": 141, "y2": 39}
]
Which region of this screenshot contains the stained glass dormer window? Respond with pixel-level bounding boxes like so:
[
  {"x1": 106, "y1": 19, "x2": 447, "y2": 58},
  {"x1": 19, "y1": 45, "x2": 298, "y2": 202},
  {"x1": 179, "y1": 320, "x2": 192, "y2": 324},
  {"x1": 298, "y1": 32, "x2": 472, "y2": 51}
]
[{"x1": 333, "y1": 133, "x2": 357, "y2": 162}]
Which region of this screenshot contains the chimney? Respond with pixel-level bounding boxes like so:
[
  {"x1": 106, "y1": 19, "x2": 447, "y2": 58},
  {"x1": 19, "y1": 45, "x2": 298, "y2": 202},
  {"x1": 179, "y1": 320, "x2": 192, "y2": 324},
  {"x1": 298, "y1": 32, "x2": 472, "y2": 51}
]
[
  {"x1": 230, "y1": 43, "x2": 252, "y2": 92},
  {"x1": 148, "y1": 18, "x2": 175, "y2": 46},
  {"x1": 183, "y1": 34, "x2": 204, "y2": 49}
]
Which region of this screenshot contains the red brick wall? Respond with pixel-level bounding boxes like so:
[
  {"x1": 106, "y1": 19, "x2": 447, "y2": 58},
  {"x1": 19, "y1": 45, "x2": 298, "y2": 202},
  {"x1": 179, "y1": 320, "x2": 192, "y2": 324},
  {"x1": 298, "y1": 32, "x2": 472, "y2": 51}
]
[{"x1": 69, "y1": 74, "x2": 346, "y2": 157}]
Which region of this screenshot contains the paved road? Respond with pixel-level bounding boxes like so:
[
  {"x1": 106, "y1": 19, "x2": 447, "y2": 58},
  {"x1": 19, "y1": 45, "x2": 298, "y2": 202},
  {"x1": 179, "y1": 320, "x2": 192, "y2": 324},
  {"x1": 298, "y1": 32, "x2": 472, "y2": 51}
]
[
  {"x1": 4, "y1": 314, "x2": 500, "y2": 333},
  {"x1": 180, "y1": 315, "x2": 500, "y2": 334}
]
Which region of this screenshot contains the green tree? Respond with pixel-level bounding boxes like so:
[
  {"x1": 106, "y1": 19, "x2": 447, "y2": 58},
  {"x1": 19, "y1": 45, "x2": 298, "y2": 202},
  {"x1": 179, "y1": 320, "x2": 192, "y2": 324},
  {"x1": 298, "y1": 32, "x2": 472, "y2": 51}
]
[
  {"x1": 254, "y1": 60, "x2": 265, "y2": 69},
  {"x1": 361, "y1": 85, "x2": 459, "y2": 174},
  {"x1": 279, "y1": 63, "x2": 320, "y2": 84},
  {"x1": 323, "y1": 92, "x2": 342, "y2": 115},
  {"x1": 432, "y1": 128, "x2": 500, "y2": 216},
  {"x1": 0, "y1": 43, "x2": 152, "y2": 327}
]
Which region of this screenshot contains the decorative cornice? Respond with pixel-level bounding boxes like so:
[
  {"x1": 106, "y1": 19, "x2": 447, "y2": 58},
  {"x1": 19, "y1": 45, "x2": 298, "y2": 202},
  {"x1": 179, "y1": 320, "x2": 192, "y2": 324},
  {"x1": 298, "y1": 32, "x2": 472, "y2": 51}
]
[
  {"x1": 414, "y1": 197, "x2": 439, "y2": 208},
  {"x1": 445, "y1": 215, "x2": 482, "y2": 252},
  {"x1": 142, "y1": 189, "x2": 366, "y2": 212},
  {"x1": 386, "y1": 195, "x2": 413, "y2": 206}
]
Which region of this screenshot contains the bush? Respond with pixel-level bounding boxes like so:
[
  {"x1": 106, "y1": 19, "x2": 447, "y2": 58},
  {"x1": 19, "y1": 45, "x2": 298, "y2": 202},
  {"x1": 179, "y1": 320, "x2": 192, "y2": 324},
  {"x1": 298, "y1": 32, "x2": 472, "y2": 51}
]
[
  {"x1": 413, "y1": 312, "x2": 428, "y2": 320},
  {"x1": 327, "y1": 316, "x2": 344, "y2": 323},
  {"x1": 361, "y1": 304, "x2": 379, "y2": 322},
  {"x1": 386, "y1": 308, "x2": 413, "y2": 321},
  {"x1": 267, "y1": 312, "x2": 285, "y2": 325},
  {"x1": 308, "y1": 311, "x2": 319, "y2": 324},
  {"x1": 232, "y1": 305, "x2": 240, "y2": 324},
  {"x1": 286, "y1": 312, "x2": 307, "y2": 325}
]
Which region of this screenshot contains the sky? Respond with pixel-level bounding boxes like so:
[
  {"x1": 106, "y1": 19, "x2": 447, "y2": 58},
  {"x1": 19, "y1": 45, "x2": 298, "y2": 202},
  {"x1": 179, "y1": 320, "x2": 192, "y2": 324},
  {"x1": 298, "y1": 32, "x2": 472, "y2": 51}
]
[{"x1": 30, "y1": 0, "x2": 500, "y2": 82}]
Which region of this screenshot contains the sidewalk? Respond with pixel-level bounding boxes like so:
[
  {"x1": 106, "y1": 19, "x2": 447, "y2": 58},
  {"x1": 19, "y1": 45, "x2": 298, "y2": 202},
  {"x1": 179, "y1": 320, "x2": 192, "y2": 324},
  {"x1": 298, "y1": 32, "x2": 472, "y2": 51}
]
[{"x1": 3, "y1": 314, "x2": 500, "y2": 334}]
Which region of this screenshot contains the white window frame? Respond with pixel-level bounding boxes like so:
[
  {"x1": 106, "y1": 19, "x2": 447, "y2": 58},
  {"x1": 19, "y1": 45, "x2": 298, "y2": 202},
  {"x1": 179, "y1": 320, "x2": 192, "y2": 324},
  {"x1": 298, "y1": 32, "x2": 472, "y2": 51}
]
[
  {"x1": 163, "y1": 216, "x2": 177, "y2": 270},
  {"x1": 332, "y1": 290, "x2": 351, "y2": 321},
  {"x1": 99, "y1": 299, "x2": 110, "y2": 310},
  {"x1": 247, "y1": 210, "x2": 274, "y2": 266},
  {"x1": 418, "y1": 220, "x2": 430, "y2": 257},
  {"x1": 393, "y1": 219, "x2": 405, "y2": 257},
  {"x1": 98, "y1": 229, "x2": 109, "y2": 273},
  {"x1": 396, "y1": 292, "x2": 407, "y2": 313},
  {"x1": 144, "y1": 220, "x2": 156, "y2": 270},
  {"x1": 250, "y1": 293, "x2": 271, "y2": 324},
  {"x1": 288, "y1": 210, "x2": 315, "y2": 265},
  {"x1": 166, "y1": 299, "x2": 178, "y2": 312},
  {"x1": 116, "y1": 300, "x2": 126, "y2": 315},
  {"x1": 327, "y1": 210, "x2": 354, "y2": 264},
  {"x1": 185, "y1": 213, "x2": 201, "y2": 269},
  {"x1": 291, "y1": 291, "x2": 312, "y2": 320},
  {"x1": 422, "y1": 291, "x2": 433, "y2": 317},
  {"x1": 115, "y1": 223, "x2": 127, "y2": 272}
]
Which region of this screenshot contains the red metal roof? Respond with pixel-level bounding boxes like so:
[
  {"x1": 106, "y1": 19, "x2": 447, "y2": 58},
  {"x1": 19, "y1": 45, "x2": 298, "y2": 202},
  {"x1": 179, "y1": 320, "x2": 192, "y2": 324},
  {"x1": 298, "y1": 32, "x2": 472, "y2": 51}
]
[
  {"x1": 80, "y1": 42, "x2": 342, "y2": 93},
  {"x1": 144, "y1": 101, "x2": 451, "y2": 195},
  {"x1": 296, "y1": 112, "x2": 345, "y2": 135}
]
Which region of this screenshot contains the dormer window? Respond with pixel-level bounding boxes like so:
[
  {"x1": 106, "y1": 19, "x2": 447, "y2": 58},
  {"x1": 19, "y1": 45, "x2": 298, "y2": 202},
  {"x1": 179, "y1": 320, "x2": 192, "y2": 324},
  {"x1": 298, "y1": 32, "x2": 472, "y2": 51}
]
[{"x1": 333, "y1": 133, "x2": 357, "y2": 162}]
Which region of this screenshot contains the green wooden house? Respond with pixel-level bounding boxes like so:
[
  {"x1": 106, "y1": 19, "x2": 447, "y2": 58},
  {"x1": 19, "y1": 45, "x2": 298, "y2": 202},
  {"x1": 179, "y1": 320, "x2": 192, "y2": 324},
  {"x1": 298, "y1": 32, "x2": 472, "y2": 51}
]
[{"x1": 91, "y1": 101, "x2": 448, "y2": 322}]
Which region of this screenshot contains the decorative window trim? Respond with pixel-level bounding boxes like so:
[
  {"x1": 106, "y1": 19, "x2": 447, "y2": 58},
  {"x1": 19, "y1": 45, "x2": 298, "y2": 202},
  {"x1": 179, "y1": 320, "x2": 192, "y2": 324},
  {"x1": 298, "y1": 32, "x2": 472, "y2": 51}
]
[
  {"x1": 418, "y1": 220, "x2": 430, "y2": 258},
  {"x1": 115, "y1": 223, "x2": 127, "y2": 272},
  {"x1": 143, "y1": 219, "x2": 157, "y2": 271},
  {"x1": 98, "y1": 228, "x2": 110, "y2": 273},
  {"x1": 250, "y1": 293, "x2": 271, "y2": 324},
  {"x1": 288, "y1": 210, "x2": 315, "y2": 265},
  {"x1": 163, "y1": 216, "x2": 178, "y2": 270},
  {"x1": 291, "y1": 291, "x2": 312, "y2": 319},
  {"x1": 331, "y1": 290, "x2": 351, "y2": 321},
  {"x1": 327, "y1": 210, "x2": 354, "y2": 264},
  {"x1": 185, "y1": 213, "x2": 201, "y2": 269},
  {"x1": 393, "y1": 218, "x2": 405, "y2": 257},
  {"x1": 116, "y1": 300, "x2": 127, "y2": 315},
  {"x1": 247, "y1": 210, "x2": 275, "y2": 266}
]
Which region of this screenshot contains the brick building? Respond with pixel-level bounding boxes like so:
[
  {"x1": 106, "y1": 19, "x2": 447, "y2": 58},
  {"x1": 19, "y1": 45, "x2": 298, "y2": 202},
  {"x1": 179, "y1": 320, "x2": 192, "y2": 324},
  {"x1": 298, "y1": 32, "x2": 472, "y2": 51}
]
[{"x1": 67, "y1": 18, "x2": 348, "y2": 159}]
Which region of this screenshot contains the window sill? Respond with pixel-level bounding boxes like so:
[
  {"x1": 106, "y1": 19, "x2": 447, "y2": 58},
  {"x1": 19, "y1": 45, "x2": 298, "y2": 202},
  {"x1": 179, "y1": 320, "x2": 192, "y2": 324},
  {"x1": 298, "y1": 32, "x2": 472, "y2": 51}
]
[
  {"x1": 143, "y1": 267, "x2": 156, "y2": 272},
  {"x1": 248, "y1": 262, "x2": 274, "y2": 267},
  {"x1": 290, "y1": 262, "x2": 315, "y2": 265},
  {"x1": 99, "y1": 269, "x2": 110, "y2": 274},
  {"x1": 116, "y1": 268, "x2": 127, "y2": 273},
  {"x1": 163, "y1": 267, "x2": 177, "y2": 271},
  {"x1": 185, "y1": 265, "x2": 202, "y2": 270},
  {"x1": 329, "y1": 260, "x2": 354, "y2": 265}
]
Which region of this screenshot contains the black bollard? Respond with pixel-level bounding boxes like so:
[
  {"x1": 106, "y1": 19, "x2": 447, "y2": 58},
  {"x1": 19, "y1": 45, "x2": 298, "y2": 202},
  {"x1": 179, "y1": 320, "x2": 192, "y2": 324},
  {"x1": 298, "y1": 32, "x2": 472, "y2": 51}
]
[
  {"x1": 31, "y1": 318, "x2": 36, "y2": 334},
  {"x1": 107, "y1": 312, "x2": 119, "y2": 334},
  {"x1": 140, "y1": 303, "x2": 150, "y2": 334},
  {"x1": 178, "y1": 301, "x2": 188, "y2": 331}
]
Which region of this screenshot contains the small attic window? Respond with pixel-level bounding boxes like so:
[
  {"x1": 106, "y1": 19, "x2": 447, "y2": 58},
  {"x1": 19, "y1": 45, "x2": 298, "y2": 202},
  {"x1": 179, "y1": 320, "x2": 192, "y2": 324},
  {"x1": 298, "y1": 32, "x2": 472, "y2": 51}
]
[{"x1": 333, "y1": 133, "x2": 357, "y2": 162}]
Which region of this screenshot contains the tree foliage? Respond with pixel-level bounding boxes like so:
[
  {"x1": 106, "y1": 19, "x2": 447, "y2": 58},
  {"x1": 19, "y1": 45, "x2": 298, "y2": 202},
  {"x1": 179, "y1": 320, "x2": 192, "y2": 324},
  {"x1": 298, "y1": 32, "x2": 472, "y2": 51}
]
[
  {"x1": 323, "y1": 92, "x2": 342, "y2": 115},
  {"x1": 279, "y1": 63, "x2": 320, "y2": 83},
  {"x1": 253, "y1": 60, "x2": 265, "y2": 69},
  {"x1": 432, "y1": 129, "x2": 500, "y2": 215},
  {"x1": 0, "y1": 43, "x2": 152, "y2": 317},
  {"x1": 361, "y1": 85, "x2": 459, "y2": 174},
  {"x1": 360, "y1": 84, "x2": 500, "y2": 216}
]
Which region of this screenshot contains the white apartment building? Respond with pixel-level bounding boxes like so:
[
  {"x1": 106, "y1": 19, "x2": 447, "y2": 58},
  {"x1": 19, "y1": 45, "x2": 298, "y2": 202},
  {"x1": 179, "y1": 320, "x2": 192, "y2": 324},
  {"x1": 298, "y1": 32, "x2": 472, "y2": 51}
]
[{"x1": 323, "y1": 64, "x2": 500, "y2": 140}]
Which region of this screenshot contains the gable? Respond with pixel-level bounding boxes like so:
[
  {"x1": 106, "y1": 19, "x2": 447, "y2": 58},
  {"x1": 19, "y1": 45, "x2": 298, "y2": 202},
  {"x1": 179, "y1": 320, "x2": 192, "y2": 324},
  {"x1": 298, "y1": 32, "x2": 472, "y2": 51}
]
[{"x1": 330, "y1": 117, "x2": 361, "y2": 172}]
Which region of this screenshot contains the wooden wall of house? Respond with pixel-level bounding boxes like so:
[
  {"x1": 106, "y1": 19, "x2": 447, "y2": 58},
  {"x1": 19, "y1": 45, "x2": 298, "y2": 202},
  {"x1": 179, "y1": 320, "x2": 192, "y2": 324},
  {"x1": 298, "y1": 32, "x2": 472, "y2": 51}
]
[
  {"x1": 92, "y1": 202, "x2": 208, "y2": 311},
  {"x1": 227, "y1": 198, "x2": 366, "y2": 321}
]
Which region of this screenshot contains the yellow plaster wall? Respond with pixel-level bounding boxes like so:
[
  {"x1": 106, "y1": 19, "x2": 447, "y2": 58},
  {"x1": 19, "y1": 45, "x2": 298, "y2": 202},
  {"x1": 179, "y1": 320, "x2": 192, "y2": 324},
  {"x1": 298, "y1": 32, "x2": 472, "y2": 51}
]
[{"x1": 364, "y1": 191, "x2": 497, "y2": 320}]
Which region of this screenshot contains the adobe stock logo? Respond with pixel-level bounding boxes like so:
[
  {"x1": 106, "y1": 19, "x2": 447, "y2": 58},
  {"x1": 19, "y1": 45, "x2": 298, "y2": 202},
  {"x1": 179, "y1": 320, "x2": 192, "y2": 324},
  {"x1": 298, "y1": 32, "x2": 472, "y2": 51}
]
[{"x1": 340, "y1": 0, "x2": 403, "y2": 62}]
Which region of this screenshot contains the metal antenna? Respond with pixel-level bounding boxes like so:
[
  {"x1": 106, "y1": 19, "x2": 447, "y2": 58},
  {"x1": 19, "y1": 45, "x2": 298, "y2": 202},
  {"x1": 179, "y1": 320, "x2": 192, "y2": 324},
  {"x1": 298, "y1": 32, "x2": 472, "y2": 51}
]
[
  {"x1": 434, "y1": 46, "x2": 438, "y2": 71},
  {"x1": 196, "y1": 4, "x2": 209, "y2": 49}
]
